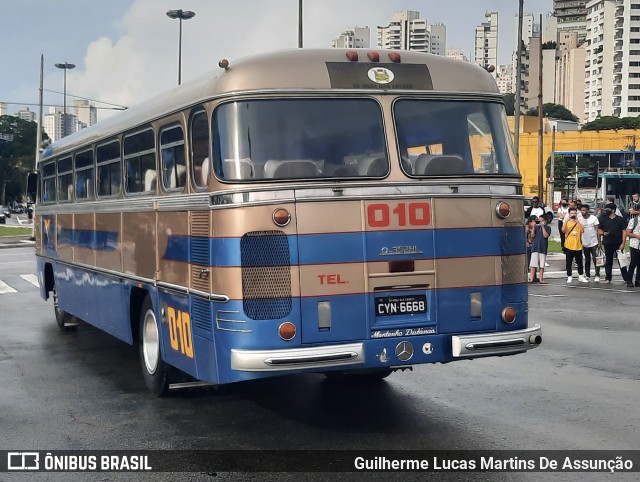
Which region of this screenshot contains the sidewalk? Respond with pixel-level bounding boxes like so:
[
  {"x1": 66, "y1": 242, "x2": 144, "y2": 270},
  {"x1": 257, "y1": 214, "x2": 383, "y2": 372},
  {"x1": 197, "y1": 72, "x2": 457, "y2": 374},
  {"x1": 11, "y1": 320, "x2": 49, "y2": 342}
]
[
  {"x1": 536, "y1": 252, "x2": 625, "y2": 280},
  {"x1": 0, "y1": 235, "x2": 35, "y2": 250}
]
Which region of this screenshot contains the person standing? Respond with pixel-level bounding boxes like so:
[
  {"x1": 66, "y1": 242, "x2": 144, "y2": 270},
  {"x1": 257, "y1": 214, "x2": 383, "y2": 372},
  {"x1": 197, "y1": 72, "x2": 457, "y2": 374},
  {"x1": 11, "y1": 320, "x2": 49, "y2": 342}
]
[
  {"x1": 529, "y1": 215, "x2": 551, "y2": 284},
  {"x1": 579, "y1": 204, "x2": 600, "y2": 282},
  {"x1": 562, "y1": 207, "x2": 587, "y2": 283},
  {"x1": 525, "y1": 196, "x2": 545, "y2": 219},
  {"x1": 557, "y1": 199, "x2": 569, "y2": 249},
  {"x1": 625, "y1": 210, "x2": 640, "y2": 287},
  {"x1": 525, "y1": 215, "x2": 537, "y2": 279},
  {"x1": 598, "y1": 203, "x2": 628, "y2": 284},
  {"x1": 629, "y1": 192, "x2": 640, "y2": 221}
]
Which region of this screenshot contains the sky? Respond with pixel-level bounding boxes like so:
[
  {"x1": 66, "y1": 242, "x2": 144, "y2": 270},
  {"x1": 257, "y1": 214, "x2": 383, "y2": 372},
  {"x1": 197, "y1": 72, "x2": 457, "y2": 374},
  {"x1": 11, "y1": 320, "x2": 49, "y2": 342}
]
[{"x1": 1, "y1": 0, "x2": 552, "y2": 120}]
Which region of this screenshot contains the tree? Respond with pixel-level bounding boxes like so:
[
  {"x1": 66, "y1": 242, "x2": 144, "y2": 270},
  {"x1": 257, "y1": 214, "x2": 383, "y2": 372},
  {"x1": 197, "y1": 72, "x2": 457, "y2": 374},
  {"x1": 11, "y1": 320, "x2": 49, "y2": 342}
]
[
  {"x1": 581, "y1": 116, "x2": 640, "y2": 131},
  {"x1": 0, "y1": 115, "x2": 48, "y2": 204},
  {"x1": 502, "y1": 93, "x2": 515, "y2": 116},
  {"x1": 526, "y1": 103, "x2": 579, "y2": 122}
]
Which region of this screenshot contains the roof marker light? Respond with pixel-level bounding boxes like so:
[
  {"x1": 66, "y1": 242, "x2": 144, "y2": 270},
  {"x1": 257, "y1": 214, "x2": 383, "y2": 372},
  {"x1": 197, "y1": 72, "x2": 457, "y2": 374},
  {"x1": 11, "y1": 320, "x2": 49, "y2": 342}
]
[
  {"x1": 367, "y1": 51, "x2": 380, "y2": 62},
  {"x1": 218, "y1": 58, "x2": 230, "y2": 70},
  {"x1": 346, "y1": 51, "x2": 359, "y2": 61},
  {"x1": 388, "y1": 52, "x2": 401, "y2": 63}
]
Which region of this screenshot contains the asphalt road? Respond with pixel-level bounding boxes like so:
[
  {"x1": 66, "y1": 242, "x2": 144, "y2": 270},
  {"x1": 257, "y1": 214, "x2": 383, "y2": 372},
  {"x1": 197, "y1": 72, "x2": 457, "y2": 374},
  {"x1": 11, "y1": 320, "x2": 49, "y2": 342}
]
[{"x1": 0, "y1": 247, "x2": 639, "y2": 481}]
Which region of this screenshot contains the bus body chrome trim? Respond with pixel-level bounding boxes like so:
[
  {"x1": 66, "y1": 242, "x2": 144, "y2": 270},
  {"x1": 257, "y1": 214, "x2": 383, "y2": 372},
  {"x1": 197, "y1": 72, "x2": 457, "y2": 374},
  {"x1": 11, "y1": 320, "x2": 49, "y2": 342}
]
[
  {"x1": 451, "y1": 325, "x2": 542, "y2": 357},
  {"x1": 35, "y1": 255, "x2": 229, "y2": 302},
  {"x1": 231, "y1": 343, "x2": 364, "y2": 371}
]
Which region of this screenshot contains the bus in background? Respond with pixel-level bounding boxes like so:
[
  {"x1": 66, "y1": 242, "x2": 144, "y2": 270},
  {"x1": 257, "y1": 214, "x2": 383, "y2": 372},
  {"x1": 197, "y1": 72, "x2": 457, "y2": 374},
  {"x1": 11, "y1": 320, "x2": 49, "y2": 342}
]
[
  {"x1": 33, "y1": 49, "x2": 541, "y2": 395},
  {"x1": 576, "y1": 171, "x2": 640, "y2": 214}
]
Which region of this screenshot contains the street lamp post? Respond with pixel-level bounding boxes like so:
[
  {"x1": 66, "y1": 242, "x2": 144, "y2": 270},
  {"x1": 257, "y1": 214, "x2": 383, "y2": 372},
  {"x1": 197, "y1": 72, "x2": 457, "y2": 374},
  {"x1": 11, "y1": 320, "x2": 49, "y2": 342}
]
[
  {"x1": 54, "y1": 62, "x2": 76, "y2": 138},
  {"x1": 166, "y1": 9, "x2": 196, "y2": 85}
]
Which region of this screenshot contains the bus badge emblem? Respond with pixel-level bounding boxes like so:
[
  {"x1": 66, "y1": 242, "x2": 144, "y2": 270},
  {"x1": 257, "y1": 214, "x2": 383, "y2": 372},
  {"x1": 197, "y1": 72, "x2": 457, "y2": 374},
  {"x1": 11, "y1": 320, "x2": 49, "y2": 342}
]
[
  {"x1": 376, "y1": 348, "x2": 389, "y2": 363},
  {"x1": 422, "y1": 343, "x2": 433, "y2": 355},
  {"x1": 395, "y1": 341, "x2": 414, "y2": 362},
  {"x1": 368, "y1": 67, "x2": 394, "y2": 84}
]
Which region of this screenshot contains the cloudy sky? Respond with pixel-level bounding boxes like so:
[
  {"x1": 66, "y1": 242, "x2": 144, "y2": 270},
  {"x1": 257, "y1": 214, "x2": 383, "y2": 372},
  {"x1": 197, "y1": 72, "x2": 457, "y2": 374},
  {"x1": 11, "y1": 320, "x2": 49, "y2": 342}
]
[{"x1": 1, "y1": 0, "x2": 552, "y2": 120}]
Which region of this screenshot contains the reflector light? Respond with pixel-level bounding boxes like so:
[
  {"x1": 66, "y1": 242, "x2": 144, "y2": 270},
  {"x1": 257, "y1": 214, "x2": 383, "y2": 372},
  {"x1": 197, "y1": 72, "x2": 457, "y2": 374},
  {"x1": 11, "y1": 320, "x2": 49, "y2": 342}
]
[
  {"x1": 389, "y1": 260, "x2": 415, "y2": 273},
  {"x1": 388, "y1": 52, "x2": 401, "y2": 63},
  {"x1": 501, "y1": 307, "x2": 516, "y2": 324},
  {"x1": 346, "y1": 51, "x2": 359, "y2": 61},
  {"x1": 279, "y1": 322, "x2": 296, "y2": 340},
  {"x1": 367, "y1": 51, "x2": 380, "y2": 62},
  {"x1": 272, "y1": 208, "x2": 291, "y2": 227},
  {"x1": 218, "y1": 58, "x2": 230, "y2": 70},
  {"x1": 495, "y1": 201, "x2": 511, "y2": 219}
]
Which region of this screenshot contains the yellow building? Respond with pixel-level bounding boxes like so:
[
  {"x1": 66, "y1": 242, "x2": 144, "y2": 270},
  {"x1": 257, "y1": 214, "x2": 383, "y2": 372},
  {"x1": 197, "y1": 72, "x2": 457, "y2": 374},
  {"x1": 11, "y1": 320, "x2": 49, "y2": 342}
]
[{"x1": 509, "y1": 116, "x2": 640, "y2": 199}]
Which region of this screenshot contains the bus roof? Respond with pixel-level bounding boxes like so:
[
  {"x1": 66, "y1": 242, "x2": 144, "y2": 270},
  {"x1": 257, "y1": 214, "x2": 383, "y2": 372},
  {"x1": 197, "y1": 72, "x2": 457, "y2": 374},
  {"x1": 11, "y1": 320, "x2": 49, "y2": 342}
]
[{"x1": 42, "y1": 48, "x2": 499, "y2": 160}]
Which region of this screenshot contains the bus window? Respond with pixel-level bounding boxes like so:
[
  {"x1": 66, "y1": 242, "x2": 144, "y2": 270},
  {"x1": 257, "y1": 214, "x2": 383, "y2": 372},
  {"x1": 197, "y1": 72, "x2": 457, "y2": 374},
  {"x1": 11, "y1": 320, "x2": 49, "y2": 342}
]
[
  {"x1": 74, "y1": 149, "x2": 94, "y2": 201},
  {"x1": 41, "y1": 161, "x2": 56, "y2": 204},
  {"x1": 190, "y1": 110, "x2": 209, "y2": 188},
  {"x1": 394, "y1": 99, "x2": 517, "y2": 176},
  {"x1": 160, "y1": 125, "x2": 186, "y2": 190},
  {"x1": 97, "y1": 140, "x2": 122, "y2": 197},
  {"x1": 124, "y1": 129, "x2": 156, "y2": 194},
  {"x1": 212, "y1": 98, "x2": 388, "y2": 181},
  {"x1": 57, "y1": 157, "x2": 73, "y2": 202}
]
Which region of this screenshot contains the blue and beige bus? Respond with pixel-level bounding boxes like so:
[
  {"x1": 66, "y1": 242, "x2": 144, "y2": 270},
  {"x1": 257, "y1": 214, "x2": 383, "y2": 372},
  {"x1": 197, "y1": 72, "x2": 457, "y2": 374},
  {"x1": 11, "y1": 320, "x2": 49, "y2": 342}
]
[{"x1": 34, "y1": 49, "x2": 541, "y2": 395}]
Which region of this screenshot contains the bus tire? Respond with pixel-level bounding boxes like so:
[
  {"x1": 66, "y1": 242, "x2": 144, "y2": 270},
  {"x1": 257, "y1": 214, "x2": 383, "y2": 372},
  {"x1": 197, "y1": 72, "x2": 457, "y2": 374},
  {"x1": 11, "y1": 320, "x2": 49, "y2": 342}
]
[
  {"x1": 324, "y1": 368, "x2": 393, "y2": 381},
  {"x1": 139, "y1": 295, "x2": 171, "y2": 396},
  {"x1": 53, "y1": 286, "x2": 76, "y2": 331}
]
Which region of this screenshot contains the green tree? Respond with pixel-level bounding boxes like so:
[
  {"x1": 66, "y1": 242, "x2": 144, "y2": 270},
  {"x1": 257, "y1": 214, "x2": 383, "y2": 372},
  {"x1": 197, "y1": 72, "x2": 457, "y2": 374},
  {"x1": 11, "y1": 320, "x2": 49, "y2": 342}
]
[
  {"x1": 0, "y1": 115, "x2": 48, "y2": 203},
  {"x1": 581, "y1": 116, "x2": 640, "y2": 131},
  {"x1": 526, "y1": 103, "x2": 579, "y2": 122},
  {"x1": 502, "y1": 93, "x2": 515, "y2": 116}
]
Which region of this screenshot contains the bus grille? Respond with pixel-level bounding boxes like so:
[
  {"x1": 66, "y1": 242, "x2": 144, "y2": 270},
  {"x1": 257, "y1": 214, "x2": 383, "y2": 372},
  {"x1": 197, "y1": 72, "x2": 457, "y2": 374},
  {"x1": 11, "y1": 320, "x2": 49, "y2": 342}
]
[
  {"x1": 191, "y1": 211, "x2": 210, "y2": 292},
  {"x1": 241, "y1": 231, "x2": 292, "y2": 320},
  {"x1": 192, "y1": 297, "x2": 212, "y2": 332}
]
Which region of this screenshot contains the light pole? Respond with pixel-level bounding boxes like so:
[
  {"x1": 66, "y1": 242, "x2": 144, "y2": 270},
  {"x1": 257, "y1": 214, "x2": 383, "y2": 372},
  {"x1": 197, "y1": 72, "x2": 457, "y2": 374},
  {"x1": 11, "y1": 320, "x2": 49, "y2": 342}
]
[
  {"x1": 166, "y1": 9, "x2": 196, "y2": 85},
  {"x1": 54, "y1": 61, "x2": 75, "y2": 138}
]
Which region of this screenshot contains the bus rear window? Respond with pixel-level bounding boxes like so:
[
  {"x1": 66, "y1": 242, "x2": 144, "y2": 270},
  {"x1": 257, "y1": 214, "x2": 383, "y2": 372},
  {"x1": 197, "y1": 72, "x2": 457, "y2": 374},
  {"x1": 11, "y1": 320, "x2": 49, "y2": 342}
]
[
  {"x1": 394, "y1": 99, "x2": 518, "y2": 176},
  {"x1": 212, "y1": 99, "x2": 388, "y2": 181}
]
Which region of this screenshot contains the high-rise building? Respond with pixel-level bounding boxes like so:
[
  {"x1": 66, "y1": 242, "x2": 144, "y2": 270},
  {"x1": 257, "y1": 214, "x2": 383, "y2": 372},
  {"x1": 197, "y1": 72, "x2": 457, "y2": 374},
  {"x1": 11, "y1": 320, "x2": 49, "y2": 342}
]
[
  {"x1": 554, "y1": 0, "x2": 588, "y2": 40},
  {"x1": 446, "y1": 47, "x2": 469, "y2": 62},
  {"x1": 613, "y1": 0, "x2": 640, "y2": 118},
  {"x1": 475, "y1": 12, "x2": 498, "y2": 77},
  {"x1": 331, "y1": 27, "x2": 370, "y2": 49},
  {"x1": 73, "y1": 99, "x2": 97, "y2": 129},
  {"x1": 16, "y1": 107, "x2": 36, "y2": 122},
  {"x1": 44, "y1": 107, "x2": 76, "y2": 143},
  {"x1": 556, "y1": 44, "x2": 587, "y2": 121},
  {"x1": 496, "y1": 65, "x2": 513, "y2": 94},
  {"x1": 0, "y1": 103, "x2": 7, "y2": 116},
  {"x1": 377, "y1": 11, "x2": 446, "y2": 55}
]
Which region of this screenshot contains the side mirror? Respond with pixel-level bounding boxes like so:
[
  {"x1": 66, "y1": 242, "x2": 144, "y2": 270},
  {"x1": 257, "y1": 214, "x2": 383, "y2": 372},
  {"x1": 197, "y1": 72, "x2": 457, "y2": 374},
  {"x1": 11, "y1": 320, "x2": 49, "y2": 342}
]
[{"x1": 27, "y1": 171, "x2": 38, "y2": 203}]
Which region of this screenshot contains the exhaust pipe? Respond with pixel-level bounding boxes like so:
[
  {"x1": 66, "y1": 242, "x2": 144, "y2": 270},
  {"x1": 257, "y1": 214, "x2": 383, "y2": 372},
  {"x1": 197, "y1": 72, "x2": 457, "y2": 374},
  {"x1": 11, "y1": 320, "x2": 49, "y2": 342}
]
[{"x1": 529, "y1": 334, "x2": 542, "y2": 345}]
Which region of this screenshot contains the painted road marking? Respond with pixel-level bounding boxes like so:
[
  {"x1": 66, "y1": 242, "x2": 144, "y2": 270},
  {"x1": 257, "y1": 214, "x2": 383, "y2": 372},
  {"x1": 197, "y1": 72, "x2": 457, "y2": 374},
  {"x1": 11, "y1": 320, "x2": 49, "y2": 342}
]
[
  {"x1": 20, "y1": 274, "x2": 40, "y2": 288},
  {"x1": 0, "y1": 280, "x2": 18, "y2": 295}
]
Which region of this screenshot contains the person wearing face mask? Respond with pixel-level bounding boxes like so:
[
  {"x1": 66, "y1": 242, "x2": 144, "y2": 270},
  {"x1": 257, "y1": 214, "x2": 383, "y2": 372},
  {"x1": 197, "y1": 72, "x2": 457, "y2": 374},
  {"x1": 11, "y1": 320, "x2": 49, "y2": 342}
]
[
  {"x1": 562, "y1": 207, "x2": 587, "y2": 283},
  {"x1": 579, "y1": 204, "x2": 601, "y2": 282},
  {"x1": 597, "y1": 203, "x2": 628, "y2": 284},
  {"x1": 625, "y1": 193, "x2": 640, "y2": 287},
  {"x1": 557, "y1": 198, "x2": 569, "y2": 249}
]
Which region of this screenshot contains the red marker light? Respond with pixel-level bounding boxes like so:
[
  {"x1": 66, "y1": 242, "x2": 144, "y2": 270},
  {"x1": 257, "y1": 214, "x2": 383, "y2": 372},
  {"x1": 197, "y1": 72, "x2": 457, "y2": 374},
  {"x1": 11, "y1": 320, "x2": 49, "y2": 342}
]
[
  {"x1": 367, "y1": 51, "x2": 380, "y2": 62},
  {"x1": 218, "y1": 58, "x2": 230, "y2": 70},
  {"x1": 279, "y1": 322, "x2": 296, "y2": 341},
  {"x1": 346, "y1": 51, "x2": 359, "y2": 61},
  {"x1": 273, "y1": 208, "x2": 291, "y2": 227},
  {"x1": 495, "y1": 202, "x2": 511, "y2": 219},
  {"x1": 388, "y1": 52, "x2": 401, "y2": 63}
]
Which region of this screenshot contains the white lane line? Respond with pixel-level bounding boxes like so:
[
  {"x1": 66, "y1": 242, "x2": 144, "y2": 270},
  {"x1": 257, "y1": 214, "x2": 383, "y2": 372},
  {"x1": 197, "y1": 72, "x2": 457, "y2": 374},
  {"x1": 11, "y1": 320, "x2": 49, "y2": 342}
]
[
  {"x1": 530, "y1": 294, "x2": 567, "y2": 298},
  {"x1": 566, "y1": 285, "x2": 634, "y2": 293},
  {"x1": 20, "y1": 274, "x2": 40, "y2": 288},
  {"x1": 0, "y1": 280, "x2": 18, "y2": 295}
]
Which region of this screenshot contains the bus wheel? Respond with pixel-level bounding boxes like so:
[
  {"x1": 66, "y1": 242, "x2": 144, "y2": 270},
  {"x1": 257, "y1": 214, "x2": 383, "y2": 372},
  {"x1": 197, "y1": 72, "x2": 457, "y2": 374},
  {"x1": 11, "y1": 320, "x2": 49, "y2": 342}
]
[
  {"x1": 139, "y1": 296, "x2": 170, "y2": 396},
  {"x1": 53, "y1": 287, "x2": 76, "y2": 331},
  {"x1": 324, "y1": 368, "x2": 393, "y2": 381}
]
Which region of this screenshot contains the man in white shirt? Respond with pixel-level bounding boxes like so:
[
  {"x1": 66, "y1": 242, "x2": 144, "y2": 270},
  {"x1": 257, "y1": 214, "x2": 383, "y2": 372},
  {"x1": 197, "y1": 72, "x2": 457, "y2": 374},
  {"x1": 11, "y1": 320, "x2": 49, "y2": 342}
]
[
  {"x1": 625, "y1": 209, "x2": 640, "y2": 287},
  {"x1": 579, "y1": 204, "x2": 601, "y2": 282},
  {"x1": 557, "y1": 198, "x2": 569, "y2": 248}
]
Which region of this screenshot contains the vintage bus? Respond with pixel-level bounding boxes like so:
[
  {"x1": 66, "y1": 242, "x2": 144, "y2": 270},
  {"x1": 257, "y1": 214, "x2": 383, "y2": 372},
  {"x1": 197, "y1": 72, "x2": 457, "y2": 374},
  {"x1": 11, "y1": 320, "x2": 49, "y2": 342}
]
[{"x1": 33, "y1": 49, "x2": 541, "y2": 395}]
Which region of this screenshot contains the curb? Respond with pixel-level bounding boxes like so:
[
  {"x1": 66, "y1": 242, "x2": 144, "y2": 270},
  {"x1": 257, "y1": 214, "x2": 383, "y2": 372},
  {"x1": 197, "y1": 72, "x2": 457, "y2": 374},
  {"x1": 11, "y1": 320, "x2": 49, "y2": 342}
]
[{"x1": 0, "y1": 241, "x2": 35, "y2": 250}]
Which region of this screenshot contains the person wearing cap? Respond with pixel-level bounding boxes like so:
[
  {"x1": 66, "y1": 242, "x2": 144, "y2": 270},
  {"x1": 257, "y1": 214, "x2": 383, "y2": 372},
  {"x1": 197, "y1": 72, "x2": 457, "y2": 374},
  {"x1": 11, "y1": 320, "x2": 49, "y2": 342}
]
[{"x1": 597, "y1": 203, "x2": 628, "y2": 284}]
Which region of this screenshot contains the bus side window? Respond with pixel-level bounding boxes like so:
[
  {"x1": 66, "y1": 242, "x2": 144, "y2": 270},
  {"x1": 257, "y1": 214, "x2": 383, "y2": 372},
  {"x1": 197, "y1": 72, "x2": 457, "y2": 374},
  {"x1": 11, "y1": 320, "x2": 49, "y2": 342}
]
[
  {"x1": 123, "y1": 129, "x2": 156, "y2": 194},
  {"x1": 57, "y1": 157, "x2": 73, "y2": 202},
  {"x1": 41, "y1": 161, "x2": 56, "y2": 203},
  {"x1": 190, "y1": 109, "x2": 209, "y2": 188},
  {"x1": 74, "y1": 149, "x2": 94, "y2": 201},
  {"x1": 97, "y1": 140, "x2": 122, "y2": 197},
  {"x1": 160, "y1": 125, "x2": 186, "y2": 190}
]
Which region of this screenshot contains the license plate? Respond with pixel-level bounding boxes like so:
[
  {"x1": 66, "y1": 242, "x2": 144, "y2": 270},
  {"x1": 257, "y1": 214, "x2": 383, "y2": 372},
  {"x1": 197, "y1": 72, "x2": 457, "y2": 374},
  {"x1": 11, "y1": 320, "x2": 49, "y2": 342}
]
[{"x1": 375, "y1": 295, "x2": 427, "y2": 317}]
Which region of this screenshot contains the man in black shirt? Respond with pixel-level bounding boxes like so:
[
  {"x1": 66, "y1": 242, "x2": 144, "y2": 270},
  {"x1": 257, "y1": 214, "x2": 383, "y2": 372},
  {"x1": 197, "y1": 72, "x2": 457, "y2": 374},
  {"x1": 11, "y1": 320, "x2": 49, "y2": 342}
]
[{"x1": 598, "y1": 203, "x2": 628, "y2": 284}]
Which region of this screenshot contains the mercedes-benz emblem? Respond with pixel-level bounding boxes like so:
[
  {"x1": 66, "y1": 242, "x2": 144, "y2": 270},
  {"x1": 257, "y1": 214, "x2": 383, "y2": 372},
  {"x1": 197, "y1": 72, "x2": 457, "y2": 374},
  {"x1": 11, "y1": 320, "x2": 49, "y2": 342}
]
[{"x1": 395, "y1": 341, "x2": 414, "y2": 362}]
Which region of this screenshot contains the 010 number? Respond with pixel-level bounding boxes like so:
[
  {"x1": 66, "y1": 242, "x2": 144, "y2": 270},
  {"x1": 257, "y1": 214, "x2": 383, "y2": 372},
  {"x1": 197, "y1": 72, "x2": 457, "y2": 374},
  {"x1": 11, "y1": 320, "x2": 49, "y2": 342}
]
[
  {"x1": 167, "y1": 307, "x2": 194, "y2": 359},
  {"x1": 367, "y1": 202, "x2": 431, "y2": 227}
]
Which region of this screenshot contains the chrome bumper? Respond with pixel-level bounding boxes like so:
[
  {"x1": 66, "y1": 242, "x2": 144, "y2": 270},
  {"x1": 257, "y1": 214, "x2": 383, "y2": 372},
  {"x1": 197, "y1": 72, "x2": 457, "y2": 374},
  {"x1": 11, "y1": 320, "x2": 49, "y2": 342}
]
[
  {"x1": 231, "y1": 343, "x2": 364, "y2": 372},
  {"x1": 451, "y1": 324, "x2": 542, "y2": 358}
]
